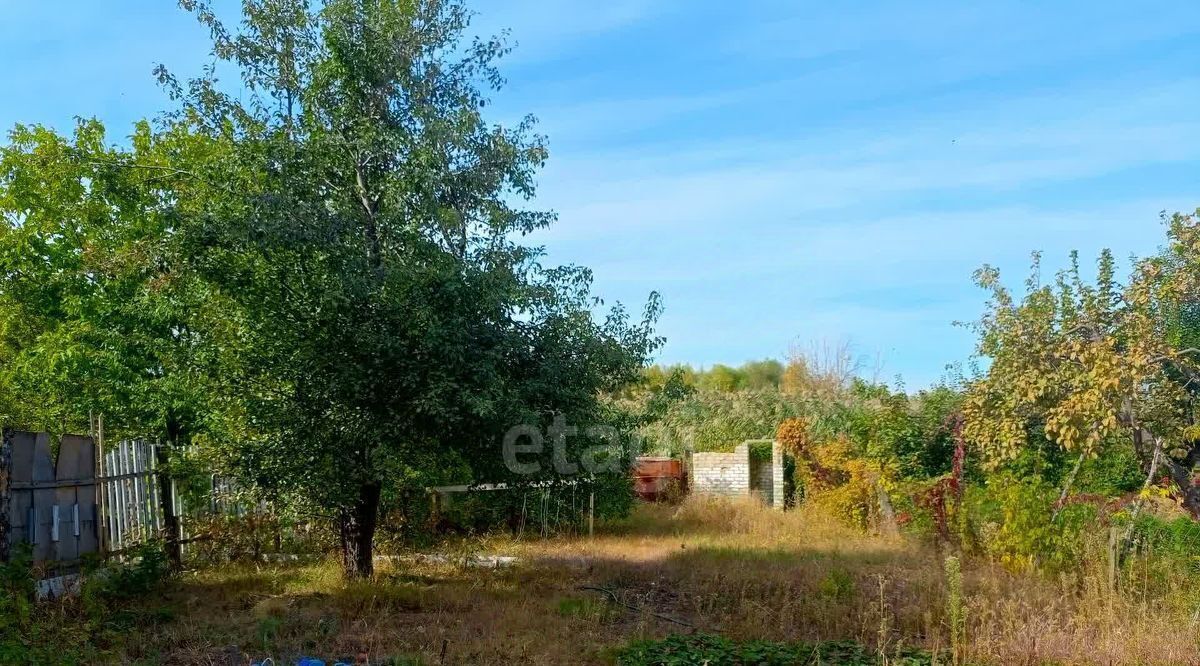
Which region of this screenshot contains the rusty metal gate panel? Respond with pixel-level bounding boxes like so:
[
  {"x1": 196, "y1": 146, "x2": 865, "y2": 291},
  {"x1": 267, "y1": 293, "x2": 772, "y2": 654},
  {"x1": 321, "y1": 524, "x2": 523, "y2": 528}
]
[{"x1": 632, "y1": 457, "x2": 686, "y2": 502}]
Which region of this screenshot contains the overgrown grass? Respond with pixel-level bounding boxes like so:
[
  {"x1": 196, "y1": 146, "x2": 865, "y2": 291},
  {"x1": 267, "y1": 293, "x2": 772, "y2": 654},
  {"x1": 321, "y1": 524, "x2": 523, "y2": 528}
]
[
  {"x1": 14, "y1": 497, "x2": 1200, "y2": 664},
  {"x1": 617, "y1": 633, "x2": 941, "y2": 665}
]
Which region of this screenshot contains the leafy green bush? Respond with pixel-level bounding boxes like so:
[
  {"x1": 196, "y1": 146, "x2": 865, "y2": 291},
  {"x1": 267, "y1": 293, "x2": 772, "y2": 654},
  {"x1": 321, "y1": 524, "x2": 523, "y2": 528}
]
[
  {"x1": 967, "y1": 474, "x2": 1094, "y2": 572},
  {"x1": 1128, "y1": 515, "x2": 1200, "y2": 559},
  {"x1": 0, "y1": 541, "x2": 174, "y2": 664},
  {"x1": 0, "y1": 545, "x2": 37, "y2": 660},
  {"x1": 1076, "y1": 442, "x2": 1144, "y2": 495},
  {"x1": 0, "y1": 545, "x2": 91, "y2": 664},
  {"x1": 83, "y1": 541, "x2": 171, "y2": 602}
]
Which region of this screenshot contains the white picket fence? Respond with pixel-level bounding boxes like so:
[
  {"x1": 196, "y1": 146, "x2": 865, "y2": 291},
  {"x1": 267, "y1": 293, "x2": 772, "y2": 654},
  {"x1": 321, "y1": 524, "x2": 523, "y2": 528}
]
[{"x1": 97, "y1": 439, "x2": 177, "y2": 553}]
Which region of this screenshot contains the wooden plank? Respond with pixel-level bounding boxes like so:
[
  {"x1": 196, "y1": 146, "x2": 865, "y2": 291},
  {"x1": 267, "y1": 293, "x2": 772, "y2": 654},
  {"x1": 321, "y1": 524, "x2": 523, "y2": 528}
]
[
  {"x1": 100, "y1": 449, "x2": 112, "y2": 551},
  {"x1": 115, "y1": 443, "x2": 126, "y2": 551},
  {"x1": 131, "y1": 442, "x2": 143, "y2": 542},
  {"x1": 95, "y1": 471, "x2": 155, "y2": 483},
  {"x1": 78, "y1": 477, "x2": 98, "y2": 556},
  {"x1": 107, "y1": 451, "x2": 118, "y2": 550},
  {"x1": 122, "y1": 441, "x2": 133, "y2": 546},
  {"x1": 149, "y1": 446, "x2": 162, "y2": 533},
  {"x1": 105, "y1": 447, "x2": 115, "y2": 551},
  {"x1": 10, "y1": 479, "x2": 100, "y2": 490},
  {"x1": 141, "y1": 442, "x2": 153, "y2": 539},
  {"x1": 9, "y1": 479, "x2": 31, "y2": 551}
]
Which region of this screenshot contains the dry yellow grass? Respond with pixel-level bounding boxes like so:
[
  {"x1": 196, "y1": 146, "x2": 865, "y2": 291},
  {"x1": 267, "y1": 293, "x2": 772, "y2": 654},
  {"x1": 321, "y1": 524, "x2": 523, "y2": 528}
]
[{"x1": 107, "y1": 497, "x2": 1200, "y2": 665}]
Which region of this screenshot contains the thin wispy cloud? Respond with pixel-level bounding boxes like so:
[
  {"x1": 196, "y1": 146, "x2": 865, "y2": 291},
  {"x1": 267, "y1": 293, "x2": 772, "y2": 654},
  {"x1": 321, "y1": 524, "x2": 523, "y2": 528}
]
[{"x1": 473, "y1": 0, "x2": 674, "y2": 65}]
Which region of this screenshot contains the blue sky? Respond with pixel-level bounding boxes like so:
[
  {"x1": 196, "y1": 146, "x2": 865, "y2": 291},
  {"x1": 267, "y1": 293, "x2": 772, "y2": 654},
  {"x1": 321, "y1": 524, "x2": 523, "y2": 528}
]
[{"x1": 2, "y1": 1, "x2": 1198, "y2": 388}]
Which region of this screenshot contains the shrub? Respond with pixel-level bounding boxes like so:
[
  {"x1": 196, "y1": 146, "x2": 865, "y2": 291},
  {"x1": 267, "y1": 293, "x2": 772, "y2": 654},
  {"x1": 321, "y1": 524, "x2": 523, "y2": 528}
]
[
  {"x1": 0, "y1": 542, "x2": 169, "y2": 664},
  {"x1": 0, "y1": 545, "x2": 37, "y2": 659},
  {"x1": 83, "y1": 541, "x2": 171, "y2": 602},
  {"x1": 968, "y1": 474, "x2": 1094, "y2": 572}
]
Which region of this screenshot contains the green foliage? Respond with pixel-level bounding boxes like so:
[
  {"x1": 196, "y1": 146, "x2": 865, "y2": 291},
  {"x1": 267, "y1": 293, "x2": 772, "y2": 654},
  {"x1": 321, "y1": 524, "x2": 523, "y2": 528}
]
[
  {"x1": 1076, "y1": 442, "x2": 1145, "y2": 496},
  {"x1": 82, "y1": 541, "x2": 172, "y2": 614},
  {"x1": 747, "y1": 439, "x2": 774, "y2": 461},
  {"x1": 1127, "y1": 514, "x2": 1200, "y2": 560},
  {"x1": 0, "y1": 119, "x2": 217, "y2": 441},
  {"x1": 965, "y1": 214, "x2": 1200, "y2": 518},
  {"x1": 154, "y1": 0, "x2": 663, "y2": 576},
  {"x1": 818, "y1": 568, "x2": 856, "y2": 602},
  {"x1": 617, "y1": 633, "x2": 942, "y2": 666},
  {"x1": 556, "y1": 595, "x2": 618, "y2": 623},
  {"x1": 641, "y1": 388, "x2": 802, "y2": 454},
  {"x1": 641, "y1": 359, "x2": 784, "y2": 394},
  {"x1": 0, "y1": 545, "x2": 35, "y2": 642},
  {"x1": 1115, "y1": 514, "x2": 1200, "y2": 603},
  {"x1": 965, "y1": 474, "x2": 1094, "y2": 572},
  {"x1": 0, "y1": 542, "x2": 171, "y2": 664},
  {"x1": 0, "y1": 0, "x2": 662, "y2": 577},
  {"x1": 0, "y1": 545, "x2": 92, "y2": 664}
]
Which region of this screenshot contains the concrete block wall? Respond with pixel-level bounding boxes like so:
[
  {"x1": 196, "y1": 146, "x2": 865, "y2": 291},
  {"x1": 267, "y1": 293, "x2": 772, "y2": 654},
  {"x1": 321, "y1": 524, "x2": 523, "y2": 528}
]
[
  {"x1": 771, "y1": 440, "x2": 785, "y2": 509},
  {"x1": 751, "y1": 453, "x2": 774, "y2": 505},
  {"x1": 691, "y1": 440, "x2": 788, "y2": 508},
  {"x1": 690, "y1": 444, "x2": 750, "y2": 497}
]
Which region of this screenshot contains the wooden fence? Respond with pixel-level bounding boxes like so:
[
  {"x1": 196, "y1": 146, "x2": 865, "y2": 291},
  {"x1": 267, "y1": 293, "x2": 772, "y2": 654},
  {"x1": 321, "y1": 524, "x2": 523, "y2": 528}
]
[
  {"x1": 0, "y1": 429, "x2": 188, "y2": 565},
  {"x1": 98, "y1": 439, "x2": 175, "y2": 554}
]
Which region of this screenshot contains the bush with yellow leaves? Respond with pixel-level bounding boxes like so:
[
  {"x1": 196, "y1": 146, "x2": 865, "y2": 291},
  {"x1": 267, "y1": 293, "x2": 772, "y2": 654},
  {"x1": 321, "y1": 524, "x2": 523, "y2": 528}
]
[{"x1": 777, "y1": 418, "x2": 893, "y2": 529}]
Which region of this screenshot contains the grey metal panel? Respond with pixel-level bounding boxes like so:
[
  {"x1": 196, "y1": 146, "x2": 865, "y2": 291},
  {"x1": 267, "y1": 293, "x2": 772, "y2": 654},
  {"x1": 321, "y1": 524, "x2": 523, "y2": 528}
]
[
  {"x1": 32, "y1": 484, "x2": 54, "y2": 561},
  {"x1": 5, "y1": 432, "x2": 31, "y2": 553},
  {"x1": 9, "y1": 431, "x2": 36, "y2": 485},
  {"x1": 55, "y1": 487, "x2": 79, "y2": 561},
  {"x1": 4, "y1": 432, "x2": 104, "y2": 562},
  {"x1": 78, "y1": 496, "x2": 98, "y2": 555},
  {"x1": 56, "y1": 435, "x2": 94, "y2": 482},
  {"x1": 32, "y1": 433, "x2": 54, "y2": 484},
  {"x1": 9, "y1": 483, "x2": 31, "y2": 548}
]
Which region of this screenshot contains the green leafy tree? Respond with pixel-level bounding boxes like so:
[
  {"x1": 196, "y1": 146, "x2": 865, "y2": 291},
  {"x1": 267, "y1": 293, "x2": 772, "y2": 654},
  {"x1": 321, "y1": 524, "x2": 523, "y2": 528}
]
[
  {"x1": 0, "y1": 119, "x2": 232, "y2": 564},
  {"x1": 965, "y1": 213, "x2": 1200, "y2": 519},
  {"x1": 162, "y1": 0, "x2": 660, "y2": 576}
]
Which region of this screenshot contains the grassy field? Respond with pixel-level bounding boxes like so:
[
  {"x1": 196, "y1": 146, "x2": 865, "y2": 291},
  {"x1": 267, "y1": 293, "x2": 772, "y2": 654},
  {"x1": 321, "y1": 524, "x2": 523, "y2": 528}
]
[{"x1": 89, "y1": 497, "x2": 1198, "y2": 665}]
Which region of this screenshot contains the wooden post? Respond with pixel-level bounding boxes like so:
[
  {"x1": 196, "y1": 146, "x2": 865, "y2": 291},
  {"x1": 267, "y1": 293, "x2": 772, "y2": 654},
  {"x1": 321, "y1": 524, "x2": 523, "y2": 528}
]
[
  {"x1": 0, "y1": 427, "x2": 13, "y2": 563},
  {"x1": 588, "y1": 489, "x2": 595, "y2": 539},
  {"x1": 1107, "y1": 525, "x2": 1119, "y2": 593},
  {"x1": 429, "y1": 490, "x2": 442, "y2": 533},
  {"x1": 94, "y1": 413, "x2": 106, "y2": 553}
]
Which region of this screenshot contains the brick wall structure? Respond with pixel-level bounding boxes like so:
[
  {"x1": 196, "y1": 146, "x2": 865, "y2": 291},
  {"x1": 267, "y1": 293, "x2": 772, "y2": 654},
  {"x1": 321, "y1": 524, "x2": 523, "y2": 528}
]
[
  {"x1": 690, "y1": 440, "x2": 787, "y2": 508},
  {"x1": 690, "y1": 444, "x2": 751, "y2": 497}
]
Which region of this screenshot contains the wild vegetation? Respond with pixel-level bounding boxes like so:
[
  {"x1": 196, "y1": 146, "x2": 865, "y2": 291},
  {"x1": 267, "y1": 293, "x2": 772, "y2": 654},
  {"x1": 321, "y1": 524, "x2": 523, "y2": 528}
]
[
  {"x1": 2, "y1": 499, "x2": 1197, "y2": 664},
  {"x1": 1, "y1": 1, "x2": 1199, "y2": 665}
]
